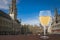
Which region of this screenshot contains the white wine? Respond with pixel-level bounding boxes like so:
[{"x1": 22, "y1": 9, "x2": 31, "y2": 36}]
[
  {"x1": 39, "y1": 11, "x2": 52, "y2": 39},
  {"x1": 39, "y1": 16, "x2": 51, "y2": 26}
]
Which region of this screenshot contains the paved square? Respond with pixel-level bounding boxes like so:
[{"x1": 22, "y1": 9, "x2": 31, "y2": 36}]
[{"x1": 0, "y1": 34, "x2": 60, "y2": 40}]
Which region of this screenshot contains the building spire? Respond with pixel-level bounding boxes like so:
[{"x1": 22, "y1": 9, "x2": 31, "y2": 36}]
[
  {"x1": 9, "y1": 0, "x2": 17, "y2": 20},
  {"x1": 54, "y1": 8, "x2": 58, "y2": 17},
  {"x1": 54, "y1": 8, "x2": 58, "y2": 23}
]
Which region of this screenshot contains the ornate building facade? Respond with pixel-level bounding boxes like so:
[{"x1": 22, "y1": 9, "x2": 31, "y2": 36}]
[
  {"x1": 48, "y1": 8, "x2": 60, "y2": 34},
  {"x1": 0, "y1": 0, "x2": 21, "y2": 35}
]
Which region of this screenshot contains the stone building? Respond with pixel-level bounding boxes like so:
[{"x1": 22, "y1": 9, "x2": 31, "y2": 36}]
[
  {"x1": 48, "y1": 8, "x2": 60, "y2": 34},
  {"x1": 0, "y1": 0, "x2": 21, "y2": 35}
]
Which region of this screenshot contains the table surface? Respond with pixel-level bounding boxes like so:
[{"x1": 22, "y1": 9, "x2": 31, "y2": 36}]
[{"x1": 0, "y1": 34, "x2": 60, "y2": 40}]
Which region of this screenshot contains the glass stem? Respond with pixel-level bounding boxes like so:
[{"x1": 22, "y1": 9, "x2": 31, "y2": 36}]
[{"x1": 44, "y1": 26, "x2": 46, "y2": 36}]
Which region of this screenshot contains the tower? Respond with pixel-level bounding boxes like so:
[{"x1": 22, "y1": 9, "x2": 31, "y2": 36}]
[
  {"x1": 48, "y1": 8, "x2": 59, "y2": 33},
  {"x1": 54, "y1": 8, "x2": 58, "y2": 23},
  {"x1": 9, "y1": 0, "x2": 17, "y2": 20}
]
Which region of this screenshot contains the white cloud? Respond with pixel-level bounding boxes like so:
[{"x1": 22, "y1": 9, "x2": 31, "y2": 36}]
[
  {"x1": 0, "y1": 0, "x2": 11, "y2": 9},
  {"x1": 22, "y1": 18, "x2": 40, "y2": 26},
  {"x1": 0, "y1": 0, "x2": 19, "y2": 10}
]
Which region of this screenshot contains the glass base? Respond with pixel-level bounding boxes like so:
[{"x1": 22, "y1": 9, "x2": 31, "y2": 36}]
[{"x1": 40, "y1": 36, "x2": 49, "y2": 39}]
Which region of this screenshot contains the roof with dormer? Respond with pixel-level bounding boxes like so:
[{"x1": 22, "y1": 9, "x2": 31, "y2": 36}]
[{"x1": 0, "y1": 10, "x2": 11, "y2": 20}]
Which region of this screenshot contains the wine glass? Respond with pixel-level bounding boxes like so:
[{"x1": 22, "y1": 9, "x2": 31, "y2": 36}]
[{"x1": 39, "y1": 10, "x2": 52, "y2": 39}]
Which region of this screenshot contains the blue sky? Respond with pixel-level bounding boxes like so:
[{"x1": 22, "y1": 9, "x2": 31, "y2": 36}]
[{"x1": 0, "y1": 0, "x2": 60, "y2": 25}]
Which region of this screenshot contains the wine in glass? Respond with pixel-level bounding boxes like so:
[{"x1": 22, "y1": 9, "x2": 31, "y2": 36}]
[{"x1": 39, "y1": 10, "x2": 52, "y2": 39}]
